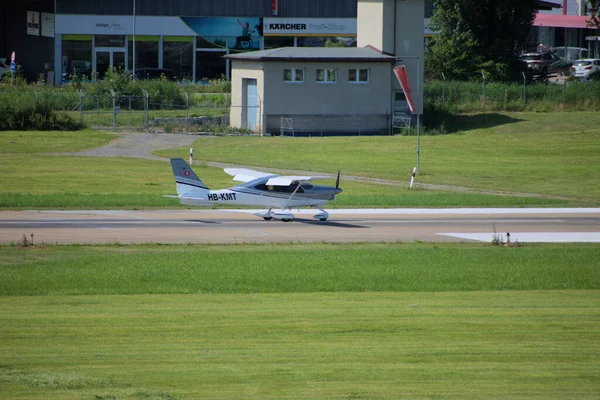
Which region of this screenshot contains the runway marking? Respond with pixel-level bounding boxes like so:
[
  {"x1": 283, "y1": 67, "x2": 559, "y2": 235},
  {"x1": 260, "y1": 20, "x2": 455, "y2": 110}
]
[
  {"x1": 223, "y1": 208, "x2": 600, "y2": 215},
  {"x1": 437, "y1": 232, "x2": 600, "y2": 243}
]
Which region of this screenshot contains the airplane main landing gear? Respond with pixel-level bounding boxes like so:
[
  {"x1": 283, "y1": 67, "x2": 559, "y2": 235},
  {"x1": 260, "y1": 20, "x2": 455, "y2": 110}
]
[{"x1": 313, "y1": 209, "x2": 329, "y2": 221}]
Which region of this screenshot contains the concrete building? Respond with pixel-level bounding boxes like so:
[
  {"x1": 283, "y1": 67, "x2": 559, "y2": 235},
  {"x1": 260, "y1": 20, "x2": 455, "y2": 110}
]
[
  {"x1": 0, "y1": 0, "x2": 358, "y2": 83},
  {"x1": 225, "y1": 47, "x2": 396, "y2": 135}
]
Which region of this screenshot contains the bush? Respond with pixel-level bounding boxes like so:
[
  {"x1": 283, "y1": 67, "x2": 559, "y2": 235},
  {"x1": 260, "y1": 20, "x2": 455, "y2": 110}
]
[
  {"x1": 425, "y1": 79, "x2": 600, "y2": 112},
  {"x1": 0, "y1": 99, "x2": 81, "y2": 131}
]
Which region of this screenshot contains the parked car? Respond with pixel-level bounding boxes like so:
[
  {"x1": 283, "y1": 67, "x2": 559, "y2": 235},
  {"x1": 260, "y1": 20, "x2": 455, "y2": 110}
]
[
  {"x1": 519, "y1": 52, "x2": 562, "y2": 76},
  {"x1": 0, "y1": 58, "x2": 9, "y2": 80},
  {"x1": 571, "y1": 59, "x2": 600, "y2": 80},
  {"x1": 134, "y1": 68, "x2": 177, "y2": 82}
]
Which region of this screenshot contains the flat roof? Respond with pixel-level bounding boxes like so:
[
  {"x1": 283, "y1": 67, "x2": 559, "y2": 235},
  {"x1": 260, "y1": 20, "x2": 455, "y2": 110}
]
[{"x1": 224, "y1": 47, "x2": 397, "y2": 63}]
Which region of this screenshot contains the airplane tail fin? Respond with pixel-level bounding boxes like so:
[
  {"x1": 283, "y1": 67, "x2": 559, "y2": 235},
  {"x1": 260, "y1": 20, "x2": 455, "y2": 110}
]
[{"x1": 170, "y1": 158, "x2": 210, "y2": 198}]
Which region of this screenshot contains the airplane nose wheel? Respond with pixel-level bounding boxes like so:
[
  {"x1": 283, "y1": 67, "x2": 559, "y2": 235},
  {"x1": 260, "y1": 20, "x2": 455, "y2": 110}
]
[{"x1": 263, "y1": 217, "x2": 272, "y2": 221}]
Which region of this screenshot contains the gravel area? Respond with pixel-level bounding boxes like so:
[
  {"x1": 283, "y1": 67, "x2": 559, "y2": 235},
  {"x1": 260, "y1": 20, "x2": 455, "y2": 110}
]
[{"x1": 68, "y1": 132, "x2": 197, "y2": 161}]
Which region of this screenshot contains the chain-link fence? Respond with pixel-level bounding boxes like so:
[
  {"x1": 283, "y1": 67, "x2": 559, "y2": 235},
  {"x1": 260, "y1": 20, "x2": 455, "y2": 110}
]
[
  {"x1": 0, "y1": 88, "x2": 231, "y2": 132},
  {"x1": 74, "y1": 91, "x2": 231, "y2": 132}
]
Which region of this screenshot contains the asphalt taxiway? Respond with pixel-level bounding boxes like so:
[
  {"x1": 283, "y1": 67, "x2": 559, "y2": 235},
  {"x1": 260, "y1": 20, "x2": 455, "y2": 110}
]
[{"x1": 1, "y1": 208, "x2": 599, "y2": 245}]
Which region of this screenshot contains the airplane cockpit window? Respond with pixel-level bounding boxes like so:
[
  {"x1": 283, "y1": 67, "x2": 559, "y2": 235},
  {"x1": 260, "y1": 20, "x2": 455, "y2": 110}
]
[
  {"x1": 301, "y1": 183, "x2": 313, "y2": 190},
  {"x1": 254, "y1": 183, "x2": 304, "y2": 193}
]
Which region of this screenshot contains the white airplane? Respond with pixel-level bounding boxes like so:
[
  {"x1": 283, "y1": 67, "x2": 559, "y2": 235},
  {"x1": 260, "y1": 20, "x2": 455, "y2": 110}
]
[{"x1": 167, "y1": 158, "x2": 342, "y2": 221}]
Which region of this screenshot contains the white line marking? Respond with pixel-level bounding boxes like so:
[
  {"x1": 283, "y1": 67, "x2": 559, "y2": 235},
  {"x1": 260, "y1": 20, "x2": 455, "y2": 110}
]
[
  {"x1": 34, "y1": 208, "x2": 600, "y2": 216},
  {"x1": 437, "y1": 232, "x2": 600, "y2": 243}
]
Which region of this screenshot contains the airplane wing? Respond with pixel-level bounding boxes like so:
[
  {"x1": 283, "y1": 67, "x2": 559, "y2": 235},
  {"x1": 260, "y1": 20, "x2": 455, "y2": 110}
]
[
  {"x1": 224, "y1": 168, "x2": 275, "y2": 183},
  {"x1": 266, "y1": 175, "x2": 331, "y2": 186}
]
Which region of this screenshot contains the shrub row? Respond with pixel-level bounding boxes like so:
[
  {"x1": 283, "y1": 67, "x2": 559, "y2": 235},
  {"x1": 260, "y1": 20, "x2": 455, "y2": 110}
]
[
  {"x1": 0, "y1": 99, "x2": 81, "y2": 131},
  {"x1": 424, "y1": 79, "x2": 600, "y2": 112}
]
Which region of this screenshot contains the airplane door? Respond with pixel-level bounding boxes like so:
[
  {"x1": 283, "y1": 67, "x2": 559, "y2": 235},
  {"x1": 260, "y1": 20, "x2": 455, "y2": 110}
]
[{"x1": 245, "y1": 78, "x2": 258, "y2": 131}]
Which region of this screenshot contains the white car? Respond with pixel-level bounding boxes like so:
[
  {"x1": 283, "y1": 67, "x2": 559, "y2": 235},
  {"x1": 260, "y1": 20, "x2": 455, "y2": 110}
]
[
  {"x1": 0, "y1": 58, "x2": 9, "y2": 80},
  {"x1": 571, "y1": 59, "x2": 600, "y2": 80}
]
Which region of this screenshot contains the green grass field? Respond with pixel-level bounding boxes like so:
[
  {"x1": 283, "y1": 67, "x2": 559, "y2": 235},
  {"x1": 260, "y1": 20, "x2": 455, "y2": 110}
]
[
  {"x1": 1, "y1": 114, "x2": 600, "y2": 398},
  {"x1": 158, "y1": 112, "x2": 600, "y2": 201},
  {"x1": 1, "y1": 243, "x2": 599, "y2": 399},
  {"x1": 2, "y1": 111, "x2": 600, "y2": 209}
]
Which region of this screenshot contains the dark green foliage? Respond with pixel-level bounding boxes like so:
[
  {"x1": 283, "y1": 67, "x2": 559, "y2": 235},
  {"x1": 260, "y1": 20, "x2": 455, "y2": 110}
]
[
  {"x1": 0, "y1": 100, "x2": 81, "y2": 131},
  {"x1": 426, "y1": 0, "x2": 538, "y2": 82},
  {"x1": 424, "y1": 79, "x2": 600, "y2": 112}
]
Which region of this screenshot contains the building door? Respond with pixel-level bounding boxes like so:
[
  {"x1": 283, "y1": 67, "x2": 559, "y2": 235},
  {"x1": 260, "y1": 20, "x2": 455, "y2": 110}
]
[
  {"x1": 245, "y1": 78, "x2": 258, "y2": 131},
  {"x1": 95, "y1": 48, "x2": 126, "y2": 79}
]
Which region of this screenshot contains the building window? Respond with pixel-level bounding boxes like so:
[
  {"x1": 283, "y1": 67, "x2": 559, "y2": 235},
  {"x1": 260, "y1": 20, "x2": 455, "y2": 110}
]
[
  {"x1": 316, "y1": 68, "x2": 337, "y2": 83},
  {"x1": 348, "y1": 68, "x2": 369, "y2": 83},
  {"x1": 284, "y1": 68, "x2": 304, "y2": 83},
  {"x1": 128, "y1": 36, "x2": 159, "y2": 70},
  {"x1": 163, "y1": 37, "x2": 194, "y2": 82}
]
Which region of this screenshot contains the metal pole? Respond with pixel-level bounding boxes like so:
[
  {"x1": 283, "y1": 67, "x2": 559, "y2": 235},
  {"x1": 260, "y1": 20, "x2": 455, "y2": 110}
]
[
  {"x1": 184, "y1": 89, "x2": 189, "y2": 133},
  {"x1": 132, "y1": 0, "x2": 136, "y2": 77},
  {"x1": 416, "y1": 113, "x2": 420, "y2": 171},
  {"x1": 441, "y1": 72, "x2": 446, "y2": 104},
  {"x1": 522, "y1": 72, "x2": 526, "y2": 103},
  {"x1": 562, "y1": 72, "x2": 566, "y2": 106},
  {"x1": 143, "y1": 89, "x2": 148, "y2": 131},
  {"x1": 111, "y1": 89, "x2": 117, "y2": 131},
  {"x1": 79, "y1": 90, "x2": 84, "y2": 126},
  {"x1": 481, "y1": 72, "x2": 486, "y2": 99}
]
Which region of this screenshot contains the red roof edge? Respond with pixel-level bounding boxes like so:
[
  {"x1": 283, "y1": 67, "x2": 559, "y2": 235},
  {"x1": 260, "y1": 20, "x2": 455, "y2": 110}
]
[{"x1": 533, "y1": 13, "x2": 595, "y2": 29}]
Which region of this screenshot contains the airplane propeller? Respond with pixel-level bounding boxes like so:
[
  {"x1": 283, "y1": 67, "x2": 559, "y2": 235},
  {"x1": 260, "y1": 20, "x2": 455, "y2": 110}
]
[{"x1": 334, "y1": 170, "x2": 341, "y2": 208}]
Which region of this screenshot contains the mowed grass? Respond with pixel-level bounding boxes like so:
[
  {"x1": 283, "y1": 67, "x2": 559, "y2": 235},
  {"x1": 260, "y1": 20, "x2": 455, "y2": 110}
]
[
  {"x1": 1, "y1": 243, "x2": 599, "y2": 399},
  {"x1": 1, "y1": 243, "x2": 599, "y2": 295},
  {"x1": 0, "y1": 155, "x2": 567, "y2": 209},
  {"x1": 0, "y1": 130, "x2": 115, "y2": 153},
  {"x1": 158, "y1": 112, "x2": 600, "y2": 201}
]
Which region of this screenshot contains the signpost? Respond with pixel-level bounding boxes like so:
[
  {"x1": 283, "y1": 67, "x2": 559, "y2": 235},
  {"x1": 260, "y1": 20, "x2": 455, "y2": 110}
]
[{"x1": 10, "y1": 51, "x2": 16, "y2": 86}]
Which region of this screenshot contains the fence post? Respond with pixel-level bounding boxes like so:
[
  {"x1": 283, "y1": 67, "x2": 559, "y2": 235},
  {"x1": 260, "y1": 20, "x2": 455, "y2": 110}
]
[
  {"x1": 111, "y1": 89, "x2": 117, "y2": 131},
  {"x1": 441, "y1": 72, "x2": 446, "y2": 104},
  {"x1": 522, "y1": 72, "x2": 526, "y2": 103},
  {"x1": 184, "y1": 88, "x2": 189, "y2": 134},
  {"x1": 143, "y1": 90, "x2": 149, "y2": 131},
  {"x1": 79, "y1": 90, "x2": 84, "y2": 126},
  {"x1": 481, "y1": 72, "x2": 486, "y2": 99},
  {"x1": 562, "y1": 72, "x2": 566, "y2": 106}
]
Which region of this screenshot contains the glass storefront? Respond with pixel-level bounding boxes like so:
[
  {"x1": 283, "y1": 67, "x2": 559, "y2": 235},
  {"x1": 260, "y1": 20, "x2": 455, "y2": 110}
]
[
  {"x1": 57, "y1": 16, "x2": 356, "y2": 83},
  {"x1": 164, "y1": 37, "x2": 194, "y2": 81},
  {"x1": 264, "y1": 36, "x2": 294, "y2": 49},
  {"x1": 196, "y1": 51, "x2": 227, "y2": 81},
  {"x1": 297, "y1": 36, "x2": 356, "y2": 47},
  {"x1": 128, "y1": 36, "x2": 159, "y2": 70},
  {"x1": 61, "y1": 35, "x2": 93, "y2": 80}
]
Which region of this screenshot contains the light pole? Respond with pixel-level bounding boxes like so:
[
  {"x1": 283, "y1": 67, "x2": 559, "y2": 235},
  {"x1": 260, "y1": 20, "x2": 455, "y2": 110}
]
[{"x1": 132, "y1": 0, "x2": 136, "y2": 78}]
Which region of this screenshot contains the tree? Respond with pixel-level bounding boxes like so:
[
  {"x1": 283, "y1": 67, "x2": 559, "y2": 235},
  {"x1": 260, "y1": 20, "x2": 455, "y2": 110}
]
[
  {"x1": 425, "y1": 0, "x2": 539, "y2": 82},
  {"x1": 588, "y1": 0, "x2": 600, "y2": 27}
]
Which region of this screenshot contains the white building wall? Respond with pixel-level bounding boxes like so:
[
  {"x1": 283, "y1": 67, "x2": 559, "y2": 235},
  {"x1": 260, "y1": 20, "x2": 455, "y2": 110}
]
[
  {"x1": 358, "y1": 0, "x2": 424, "y2": 114},
  {"x1": 229, "y1": 61, "x2": 264, "y2": 132}
]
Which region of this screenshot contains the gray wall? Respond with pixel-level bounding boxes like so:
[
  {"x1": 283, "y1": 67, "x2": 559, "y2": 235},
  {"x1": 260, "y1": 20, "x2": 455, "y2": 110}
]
[
  {"x1": 0, "y1": 1, "x2": 55, "y2": 82},
  {"x1": 262, "y1": 60, "x2": 393, "y2": 134},
  {"x1": 54, "y1": 0, "x2": 357, "y2": 17}
]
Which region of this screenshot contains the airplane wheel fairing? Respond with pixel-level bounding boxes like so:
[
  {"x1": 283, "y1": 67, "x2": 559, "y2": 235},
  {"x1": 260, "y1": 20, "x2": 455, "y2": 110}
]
[
  {"x1": 263, "y1": 217, "x2": 272, "y2": 221},
  {"x1": 319, "y1": 218, "x2": 327, "y2": 221}
]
